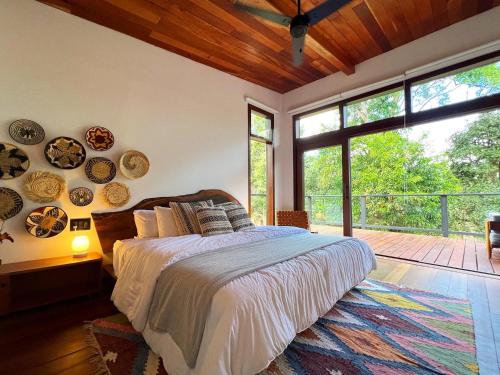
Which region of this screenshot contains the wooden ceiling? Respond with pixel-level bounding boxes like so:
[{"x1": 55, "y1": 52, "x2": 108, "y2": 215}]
[{"x1": 37, "y1": 0, "x2": 499, "y2": 93}]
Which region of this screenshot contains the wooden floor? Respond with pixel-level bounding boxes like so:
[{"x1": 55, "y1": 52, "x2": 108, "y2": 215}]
[
  {"x1": 0, "y1": 259, "x2": 499, "y2": 374},
  {"x1": 313, "y1": 225, "x2": 500, "y2": 275}
]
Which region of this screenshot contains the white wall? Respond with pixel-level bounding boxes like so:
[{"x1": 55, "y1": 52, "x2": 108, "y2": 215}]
[
  {"x1": 0, "y1": 0, "x2": 282, "y2": 263},
  {"x1": 1, "y1": 1, "x2": 498, "y2": 264},
  {"x1": 275, "y1": 7, "x2": 500, "y2": 211}
]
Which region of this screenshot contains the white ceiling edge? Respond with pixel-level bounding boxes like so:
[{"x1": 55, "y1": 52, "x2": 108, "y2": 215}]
[{"x1": 244, "y1": 96, "x2": 280, "y2": 114}]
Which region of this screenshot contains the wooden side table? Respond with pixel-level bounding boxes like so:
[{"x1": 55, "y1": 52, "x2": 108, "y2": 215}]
[
  {"x1": 0, "y1": 252, "x2": 102, "y2": 316},
  {"x1": 485, "y1": 221, "x2": 500, "y2": 259}
]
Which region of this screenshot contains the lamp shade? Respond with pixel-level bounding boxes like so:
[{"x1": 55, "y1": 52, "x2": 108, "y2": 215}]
[{"x1": 72, "y1": 235, "x2": 89, "y2": 257}]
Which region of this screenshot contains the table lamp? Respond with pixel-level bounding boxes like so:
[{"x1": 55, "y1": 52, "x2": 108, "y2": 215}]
[{"x1": 72, "y1": 235, "x2": 89, "y2": 258}]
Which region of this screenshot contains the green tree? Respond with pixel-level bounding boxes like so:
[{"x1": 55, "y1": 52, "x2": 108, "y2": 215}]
[
  {"x1": 448, "y1": 112, "x2": 500, "y2": 189},
  {"x1": 447, "y1": 112, "x2": 500, "y2": 233}
]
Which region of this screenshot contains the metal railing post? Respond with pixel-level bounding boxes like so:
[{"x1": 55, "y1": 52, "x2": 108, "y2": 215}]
[
  {"x1": 360, "y1": 195, "x2": 367, "y2": 229},
  {"x1": 440, "y1": 195, "x2": 449, "y2": 237}
]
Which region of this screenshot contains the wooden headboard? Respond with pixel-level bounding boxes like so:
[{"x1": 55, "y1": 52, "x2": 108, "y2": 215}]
[{"x1": 91, "y1": 189, "x2": 239, "y2": 253}]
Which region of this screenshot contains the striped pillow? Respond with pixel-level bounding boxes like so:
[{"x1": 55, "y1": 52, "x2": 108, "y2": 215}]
[
  {"x1": 195, "y1": 207, "x2": 234, "y2": 237},
  {"x1": 169, "y1": 200, "x2": 213, "y2": 235},
  {"x1": 218, "y1": 202, "x2": 255, "y2": 232}
]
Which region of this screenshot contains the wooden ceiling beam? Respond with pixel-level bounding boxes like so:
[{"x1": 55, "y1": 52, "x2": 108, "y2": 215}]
[{"x1": 263, "y1": 0, "x2": 355, "y2": 75}]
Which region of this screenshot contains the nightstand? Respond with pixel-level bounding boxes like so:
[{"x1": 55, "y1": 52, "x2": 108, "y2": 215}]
[{"x1": 0, "y1": 252, "x2": 102, "y2": 316}]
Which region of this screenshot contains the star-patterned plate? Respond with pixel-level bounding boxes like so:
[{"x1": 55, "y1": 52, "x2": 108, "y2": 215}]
[
  {"x1": 85, "y1": 126, "x2": 114, "y2": 151},
  {"x1": 25, "y1": 206, "x2": 68, "y2": 238},
  {"x1": 44, "y1": 137, "x2": 86, "y2": 169}
]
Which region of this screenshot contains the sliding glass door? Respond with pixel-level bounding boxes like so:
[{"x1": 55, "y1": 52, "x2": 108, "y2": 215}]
[{"x1": 303, "y1": 146, "x2": 344, "y2": 235}]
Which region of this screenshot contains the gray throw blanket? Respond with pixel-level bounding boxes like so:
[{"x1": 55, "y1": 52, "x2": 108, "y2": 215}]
[{"x1": 148, "y1": 232, "x2": 346, "y2": 368}]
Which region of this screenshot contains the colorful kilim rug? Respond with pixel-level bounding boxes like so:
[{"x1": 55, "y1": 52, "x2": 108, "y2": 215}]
[{"x1": 87, "y1": 279, "x2": 478, "y2": 375}]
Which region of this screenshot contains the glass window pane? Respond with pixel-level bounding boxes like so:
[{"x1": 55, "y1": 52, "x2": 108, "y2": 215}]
[
  {"x1": 345, "y1": 88, "x2": 405, "y2": 127},
  {"x1": 296, "y1": 107, "x2": 340, "y2": 138},
  {"x1": 251, "y1": 110, "x2": 272, "y2": 140},
  {"x1": 250, "y1": 140, "x2": 267, "y2": 225},
  {"x1": 303, "y1": 146, "x2": 343, "y2": 234},
  {"x1": 411, "y1": 59, "x2": 500, "y2": 112}
]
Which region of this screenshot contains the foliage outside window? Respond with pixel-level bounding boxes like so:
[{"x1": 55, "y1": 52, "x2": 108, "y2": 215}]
[
  {"x1": 250, "y1": 140, "x2": 267, "y2": 225},
  {"x1": 296, "y1": 107, "x2": 340, "y2": 138},
  {"x1": 345, "y1": 88, "x2": 405, "y2": 127},
  {"x1": 303, "y1": 111, "x2": 499, "y2": 234},
  {"x1": 411, "y1": 60, "x2": 500, "y2": 112},
  {"x1": 251, "y1": 110, "x2": 272, "y2": 140}
]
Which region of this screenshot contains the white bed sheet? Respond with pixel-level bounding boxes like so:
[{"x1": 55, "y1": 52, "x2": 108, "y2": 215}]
[{"x1": 112, "y1": 226, "x2": 376, "y2": 375}]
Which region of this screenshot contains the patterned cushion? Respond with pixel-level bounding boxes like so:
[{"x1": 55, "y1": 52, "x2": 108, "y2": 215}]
[
  {"x1": 217, "y1": 202, "x2": 255, "y2": 232},
  {"x1": 169, "y1": 200, "x2": 213, "y2": 235},
  {"x1": 195, "y1": 207, "x2": 234, "y2": 237}
]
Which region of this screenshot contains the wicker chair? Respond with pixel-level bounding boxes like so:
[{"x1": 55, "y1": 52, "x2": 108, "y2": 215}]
[{"x1": 276, "y1": 210, "x2": 310, "y2": 230}]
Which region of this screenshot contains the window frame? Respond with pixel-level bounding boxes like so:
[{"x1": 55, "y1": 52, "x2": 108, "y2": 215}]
[
  {"x1": 293, "y1": 51, "x2": 500, "y2": 235},
  {"x1": 295, "y1": 105, "x2": 341, "y2": 139},
  {"x1": 248, "y1": 104, "x2": 275, "y2": 225}
]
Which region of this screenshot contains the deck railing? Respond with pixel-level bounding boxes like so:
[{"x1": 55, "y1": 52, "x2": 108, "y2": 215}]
[{"x1": 252, "y1": 192, "x2": 500, "y2": 237}]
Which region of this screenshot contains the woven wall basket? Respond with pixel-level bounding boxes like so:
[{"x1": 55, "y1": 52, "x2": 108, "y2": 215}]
[
  {"x1": 0, "y1": 187, "x2": 23, "y2": 220},
  {"x1": 119, "y1": 150, "x2": 149, "y2": 179},
  {"x1": 23, "y1": 171, "x2": 66, "y2": 203},
  {"x1": 103, "y1": 182, "x2": 130, "y2": 208}
]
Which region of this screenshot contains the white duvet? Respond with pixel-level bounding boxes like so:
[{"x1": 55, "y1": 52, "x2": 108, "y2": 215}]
[{"x1": 112, "y1": 226, "x2": 376, "y2": 375}]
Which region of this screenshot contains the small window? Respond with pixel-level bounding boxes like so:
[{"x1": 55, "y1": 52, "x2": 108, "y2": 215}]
[
  {"x1": 249, "y1": 106, "x2": 274, "y2": 225},
  {"x1": 251, "y1": 110, "x2": 272, "y2": 141},
  {"x1": 345, "y1": 88, "x2": 405, "y2": 127},
  {"x1": 296, "y1": 107, "x2": 340, "y2": 138},
  {"x1": 411, "y1": 59, "x2": 500, "y2": 113}
]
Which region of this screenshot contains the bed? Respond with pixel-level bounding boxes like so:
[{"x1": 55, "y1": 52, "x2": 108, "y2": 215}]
[{"x1": 92, "y1": 189, "x2": 377, "y2": 375}]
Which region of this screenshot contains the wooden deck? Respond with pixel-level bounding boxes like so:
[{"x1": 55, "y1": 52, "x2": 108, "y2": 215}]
[{"x1": 312, "y1": 225, "x2": 500, "y2": 275}]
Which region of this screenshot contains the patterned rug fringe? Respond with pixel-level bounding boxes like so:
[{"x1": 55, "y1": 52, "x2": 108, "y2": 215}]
[{"x1": 84, "y1": 322, "x2": 112, "y2": 375}]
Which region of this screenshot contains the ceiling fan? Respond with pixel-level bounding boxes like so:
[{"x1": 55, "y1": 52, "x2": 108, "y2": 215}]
[{"x1": 234, "y1": 0, "x2": 351, "y2": 66}]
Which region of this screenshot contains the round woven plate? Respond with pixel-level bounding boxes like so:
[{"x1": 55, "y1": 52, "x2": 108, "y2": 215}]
[
  {"x1": 119, "y1": 150, "x2": 150, "y2": 179},
  {"x1": 44, "y1": 137, "x2": 86, "y2": 169},
  {"x1": 0, "y1": 142, "x2": 30, "y2": 180},
  {"x1": 25, "y1": 206, "x2": 68, "y2": 238},
  {"x1": 23, "y1": 171, "x2": 66, "y2": 203},
  {"x1": 0, "y1": 187, "x2": 23, "y2": 220},
  {"x1": 9, "y1": 119, "x2": 45, "y2": 145},
  {"x1": 85, "y1": 157, "x2": 116, "y2": 184},
  {"x1": 103, "y1": 182, "x2": 130, "y2": 207},
  {"x1": 69, "y1": 187, "x2": 94, "y2": 206},
  {"x1": 85, "y1": 126, "x2": 114, "y2": 151}
]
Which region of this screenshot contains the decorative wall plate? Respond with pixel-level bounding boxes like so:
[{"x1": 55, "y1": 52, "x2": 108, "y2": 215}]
[
  {"x1": 0, "y1": 142, "x2": 30, "y2": 180},
  {"x1": 25, "y1": 206, "x2": 68, "y2": 238},
  {"x1": 103, "y1": 182, "x2": 130, "y2": 207},
  {"x1": 85, "y1": 126, "x2": 114, "y2": 151},
  {"x1": 23, "y1": 171, "x2": 66, "y2": 203},
  {"x1": 69, "y1": 187, "x2": 94, "y2": 206},
  {"x1": 44, "y1": 137, "x2": 86, "y2": 169},
  {"x1": 0, "y1": 187, "x2": 23, "y2": 220},
  {"x1": 85, "y1": 157, "x2": 116, "y2": 184},
  {"x1": 119, "y1": 150, "x2": 149, "y2": 179},
  {"x1": 9, "y1": 119, "x2": 45, "y2": 145}
]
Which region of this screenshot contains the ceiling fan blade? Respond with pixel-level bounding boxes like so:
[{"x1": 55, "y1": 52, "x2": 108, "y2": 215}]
[
  {"x1": 306, "y1": 0, "x2": 351, "y2": 26},
  {"x1": 234, "y1": 3, "x2": 292, "y2": 26},
  {"x1": 292, "y1": 35, "x2": 305, "y2": 66}
]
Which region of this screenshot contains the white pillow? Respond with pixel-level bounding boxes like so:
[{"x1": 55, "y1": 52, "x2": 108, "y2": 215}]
[
  {"x1": 154, "y1": 206, "x2": 179, "y2": 237},
  {"x1": 133, "y1": 210, "x2": 158, "y2": 238}
]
